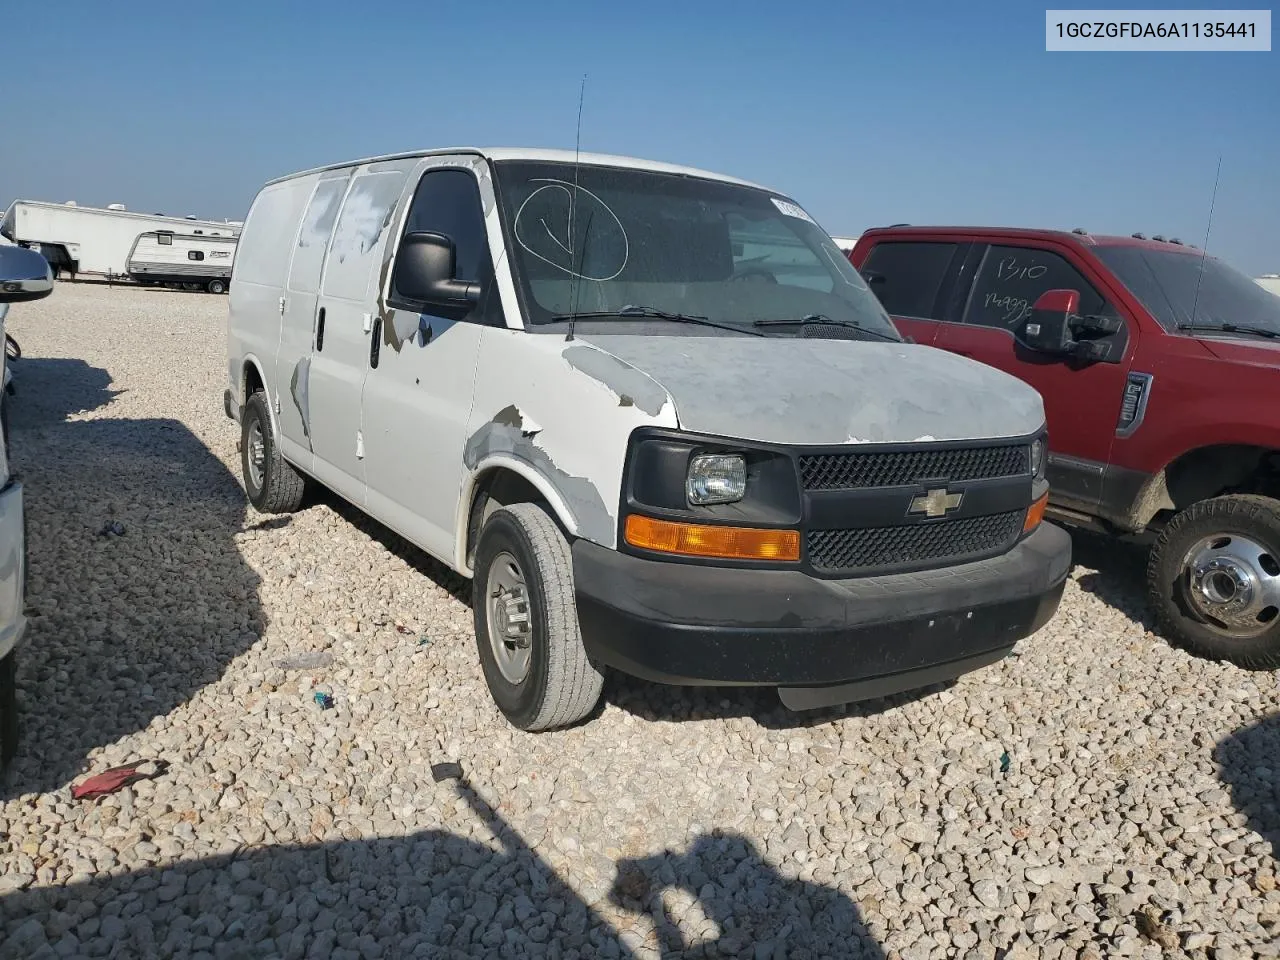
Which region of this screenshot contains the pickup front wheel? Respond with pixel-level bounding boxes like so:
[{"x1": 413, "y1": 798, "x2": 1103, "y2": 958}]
[{"x1": 1148, "y1": 494, "x2": 1280, "y2": 669}]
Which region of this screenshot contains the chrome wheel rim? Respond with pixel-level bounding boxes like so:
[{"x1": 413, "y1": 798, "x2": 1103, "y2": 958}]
[
  {"x1": 486, "y1": 551, "x2": 532, "y2": 684},
  {"x1": 246, "y1": 418, "x2": 266, "y2": 492},
  {"x1": 1181, "y1": 532, "x2": 1280, "y2": 637}
]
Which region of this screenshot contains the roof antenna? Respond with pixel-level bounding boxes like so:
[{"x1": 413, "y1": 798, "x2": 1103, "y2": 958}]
[
  {"x1": 1189, "y1": 155, "x2": 1221, "y2": 327},
  {"x1": 566, "y1": 74, "x2": 587, "y2": 343}
]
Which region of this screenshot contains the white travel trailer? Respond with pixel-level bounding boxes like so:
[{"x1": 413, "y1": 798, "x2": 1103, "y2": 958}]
[
  {"x1": 226, "y1": 147, "x2": 1069, "y2": 731},
  {"x1": 830, "y1": 235, "x2": 860, "y2": 253},
  {"x1": 1, "y1": 200, "x2": 239, "y2": 281},
  {"x1": 128, "y1": 231, "x2": 238, "y2": 293},
  {"x1": 1257, "y1": 274, "x2": 1280, "y2": 297}
]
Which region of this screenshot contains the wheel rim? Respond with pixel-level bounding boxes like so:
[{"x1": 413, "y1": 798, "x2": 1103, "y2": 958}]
[
  {"x1": 485, "y1": 551, "x2": 532, "y2": 684},
  {"x1": 1180, "y1": 532, "x2": 1280, "y2": 637},
  {"x1": 246, "y1": 417, "x2": 266, "y2": 492}
]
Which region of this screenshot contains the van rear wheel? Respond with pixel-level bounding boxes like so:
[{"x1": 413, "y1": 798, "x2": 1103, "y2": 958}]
[
  {"x1": 473, "y1": 503, "x2": 604, "y2": 731},
  {"x1": 1148, "y1": 494, "x2": 1280, "y2": 669},
  {"x1": 241, "y1": 391, "x2": 306, "y2": 514}
]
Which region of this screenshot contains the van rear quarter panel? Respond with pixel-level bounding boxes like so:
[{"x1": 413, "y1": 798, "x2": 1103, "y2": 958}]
[{"x1": 228, "y1": 177, "x2": 317, "y2": 419}]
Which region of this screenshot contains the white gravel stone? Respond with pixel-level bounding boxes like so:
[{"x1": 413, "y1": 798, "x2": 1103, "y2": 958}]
[{"x1": 0, "y1": 283, "x2": 1275, "y2": 958}]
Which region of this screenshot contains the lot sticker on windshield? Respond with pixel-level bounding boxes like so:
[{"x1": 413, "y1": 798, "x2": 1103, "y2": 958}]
[{"x1": 771, "y1": 197, "x2": 816, "y2": 225}]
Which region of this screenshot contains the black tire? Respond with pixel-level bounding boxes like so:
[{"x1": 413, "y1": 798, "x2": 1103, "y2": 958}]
[
  {"x1": 1, "y1": 649, "x2": 17, "y2": 768},
  {"x1": 207, "y1": 279, "x2": 226, "y2": 295},
  {"x1": 241, "y1": 391, "x2": 306, "y2": 514},
  {"x1": 1148, "y1": 494, "x2": 1280, "y2": 669},
  {"x1": 472, "y1": 503, "x2": 603, "y2": 731},
  {"x1": 1, "y1": 393, "x2": 9, "y2": 465}
]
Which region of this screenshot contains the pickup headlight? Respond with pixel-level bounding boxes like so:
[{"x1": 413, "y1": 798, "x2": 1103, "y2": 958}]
[{"x1": 687, "y1": 454, "x2": 746, "y2": 505}]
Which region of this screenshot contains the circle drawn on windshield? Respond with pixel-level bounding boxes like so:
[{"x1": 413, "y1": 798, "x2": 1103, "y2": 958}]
[{"x1": 513, "y1": 179, "x2": 629, "y2": 282}]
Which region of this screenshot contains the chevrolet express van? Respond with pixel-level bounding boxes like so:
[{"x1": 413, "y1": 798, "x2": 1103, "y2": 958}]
[{"x1": 226, "y1": 148, "x2": 1071, "y2": 731}]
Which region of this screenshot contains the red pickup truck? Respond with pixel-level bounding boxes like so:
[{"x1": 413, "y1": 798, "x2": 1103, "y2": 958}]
[{"x1": 850, "y1": 226, "x2": 1280, "y2": 669}]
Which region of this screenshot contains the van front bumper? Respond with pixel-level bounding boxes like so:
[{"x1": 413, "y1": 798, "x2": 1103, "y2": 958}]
[{"x1": 573, "y1": 521, "x2": 1071, "y2": 709}]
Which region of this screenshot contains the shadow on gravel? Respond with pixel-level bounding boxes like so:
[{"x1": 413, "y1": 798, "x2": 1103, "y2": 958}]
[
  {"x1": 0, "y1": 779, "x2": 886, "y2": 959},
  {"x1": 2, "y1": 358, "x2": 263, "y2": 798},
  {"x1": 1215, "y1": 713, "x2": 1280, "y2": 858},
  {"x1": 313, "y1": 488, "x2": 471, "y2": 606},
  {"x1": 1067, "y1": 527, "x2": 1154, "y2": 629},
  {"x1": 6, "y1": 358, "x2": 122, "y2": 432},
  {"x1": 605, "y1": 673, "x2": 955, "y2": 731}
]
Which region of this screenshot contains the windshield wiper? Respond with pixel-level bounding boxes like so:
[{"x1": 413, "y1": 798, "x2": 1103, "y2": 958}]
[
  {"x1": 1179, "y1": 322, "x2": 1279, "y2": 340},
  {"x1": 549, "y1": 304, "x2": 764, "y2": 336},
  {"x1": 752, "y1": 314, "x2": 902, "y2": 343}
]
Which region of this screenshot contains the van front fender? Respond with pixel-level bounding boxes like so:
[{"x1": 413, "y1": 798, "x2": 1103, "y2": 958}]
[{"x1": 454, "y1": 453, "x2": 615, "y2": 576}]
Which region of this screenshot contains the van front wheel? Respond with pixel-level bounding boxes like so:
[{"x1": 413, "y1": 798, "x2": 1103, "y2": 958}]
[
  {"x1": 1148, "y1": 494, "x2": 1280, "y2": 669},
  {"x1": 241, "y1": 391, "x2": 306, "y2": 514},
  {"x1": 473, "y1": 503, "x2": 604, "y2": 731}
]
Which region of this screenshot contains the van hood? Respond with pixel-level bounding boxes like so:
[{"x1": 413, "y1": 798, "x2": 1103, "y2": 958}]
[{"x1": 567, "y1": 334, "x2": 1044, "y2": 445}]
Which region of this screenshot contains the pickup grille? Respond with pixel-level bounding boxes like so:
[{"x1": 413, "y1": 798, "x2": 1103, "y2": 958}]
[
  {"x1": 799, "y1": 445, "x2": 1029, "y2": 491},
  {"x1": 808, "y1": 510, "x2": 1024, "y2": 574}
]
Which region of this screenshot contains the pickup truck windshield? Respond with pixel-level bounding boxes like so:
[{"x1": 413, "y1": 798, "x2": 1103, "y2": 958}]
[
  {"x1": 1096, "y1": 245, "x2": 1280, "y2": 337},
  {"x1": 492, "y1": 160, "x2": 899, "y2": 340}
]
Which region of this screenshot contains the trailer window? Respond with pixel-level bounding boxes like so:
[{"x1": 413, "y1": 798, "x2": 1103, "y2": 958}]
[
  {"x1": 188, "y1": 250, "x2": 205, "y2": 261},
  {"x1": 157, "y1": 233, "x2": 173, "y2": 246}
]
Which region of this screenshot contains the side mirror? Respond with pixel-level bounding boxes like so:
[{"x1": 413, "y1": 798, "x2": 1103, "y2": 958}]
[
  {"x1": 861, "y1": 269, "x2": 885, "y2": 286},
  {"x1": 389, "y1": 232, "x2": 480, "y2": 316},
  {"x1": 0, "y1": 246, "x2": 55, "y2": 304},
  {"x1": 1023, "y1": 289, "x2": 1079, "y2": 354}
]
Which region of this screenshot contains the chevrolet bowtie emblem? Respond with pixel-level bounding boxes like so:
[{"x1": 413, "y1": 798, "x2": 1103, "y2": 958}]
[{"x1": 909, "y1": 488, "x2": 963, "y2": 519}]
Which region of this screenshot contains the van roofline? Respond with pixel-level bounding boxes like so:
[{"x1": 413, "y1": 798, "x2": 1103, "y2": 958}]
[
  {"x1": 859, "y1": 224, "x2": 1208, "y2": 255},
  {"x1": 262, "y1": 147, "x2": 779, "y2": 194}
]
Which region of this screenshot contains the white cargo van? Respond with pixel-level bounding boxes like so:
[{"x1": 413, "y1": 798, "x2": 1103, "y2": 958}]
[{"x1": 226, "y1": 148, "x2": 1071, "y2": 731}]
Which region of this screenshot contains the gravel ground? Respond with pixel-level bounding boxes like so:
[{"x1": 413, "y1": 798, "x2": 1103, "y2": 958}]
[{"x1": 0, "y1": 281, "x2": 1276, "y2": 960}]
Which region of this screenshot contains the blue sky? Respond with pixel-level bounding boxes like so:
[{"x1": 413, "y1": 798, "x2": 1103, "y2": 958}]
[{"x1": 4, "y1": 0, "x2": 1277, "y2": 273}]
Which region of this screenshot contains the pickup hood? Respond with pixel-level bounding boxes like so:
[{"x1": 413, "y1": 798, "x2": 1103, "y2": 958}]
[
  {"x1": 1197, "y1": 335, "x2": 1280, "y2": 367},
  {"x1": 570, "y1": 334, "x2": 1044, "y2": 445}
]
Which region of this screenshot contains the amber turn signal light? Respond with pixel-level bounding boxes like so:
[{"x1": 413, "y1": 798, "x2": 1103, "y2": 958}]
[
  {"x1": 624, "y1": 515, "x2": 801, "y2": 562},
  {"x1": 1023, "y1": 492, "x2": 1049, "y2": 533}
]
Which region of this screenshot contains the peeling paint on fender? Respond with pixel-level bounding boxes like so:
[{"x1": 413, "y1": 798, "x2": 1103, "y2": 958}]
[
  {"x1": 562, "y1": 345, "x2": 670, "y2": 418},
  {"x1": 463, "y1": 407, "x2": 614, "y2": 546}
]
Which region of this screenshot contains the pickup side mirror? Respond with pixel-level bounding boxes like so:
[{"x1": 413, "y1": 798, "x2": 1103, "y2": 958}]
[
  {"x1": 860, "y1": 269, "x2": 886, "y2": 286},
  {"x1": 389, "y1": 232, "x2": 480, "y2": 318},
  {"x1": 0, "y1": 246, "x2": 55, "y2": 304},
  {"x1": 1023, "y1": 289, "x2": 1079, "y2": 354}
]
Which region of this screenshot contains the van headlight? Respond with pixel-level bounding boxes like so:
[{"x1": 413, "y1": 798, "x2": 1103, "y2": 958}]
[
  {"x1": 1030, "y1": 436, "x2": 1047, "y2": 480},
  {"x1": 687, "y1": 454, "x2": 747, "y2": 505}
]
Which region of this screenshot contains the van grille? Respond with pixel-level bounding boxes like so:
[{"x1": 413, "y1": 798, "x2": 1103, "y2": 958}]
[
  {"x1": 799, "y1": 445, "x2": 1029, "y2": 491},
  {"x1": 807, "y1": 511, "x2": 1023, "y2": 574}
]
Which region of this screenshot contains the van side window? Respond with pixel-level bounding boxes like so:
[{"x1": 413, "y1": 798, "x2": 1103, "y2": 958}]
[
  {"x1": 859, "y1": 241, "x2": 957, "y2": 319},
  {"x1": 964, "y1": 245, "x2": 1110, "y2": 331},
  {"x1": 397, "y1": 168, "x2": 496, "y2": 324}
]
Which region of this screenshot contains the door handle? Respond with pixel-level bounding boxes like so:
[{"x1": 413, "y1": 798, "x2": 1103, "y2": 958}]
[
  {"x1": 370, "y1": 317, "x2": 382, "y2": 369},
  {"x1": 315, "y1": 307, "x2": 326, "y2": 352}
]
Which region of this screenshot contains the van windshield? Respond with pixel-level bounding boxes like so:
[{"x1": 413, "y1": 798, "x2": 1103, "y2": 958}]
[
  {"x1": 491, "y1": 160, "x2": 899, "y2": 340},
  {"x1": 1095, "y1": 245, "x2": 1280, "y2": 336}
]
